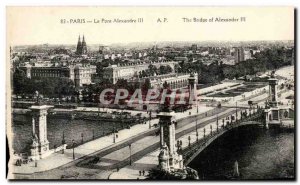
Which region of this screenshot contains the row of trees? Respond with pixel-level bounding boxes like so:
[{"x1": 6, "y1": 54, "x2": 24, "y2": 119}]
[
  {"x1": 223, "y1": 48, "x2": 293, "y2": 79},
  {"x1": 80, "y1": 78, "x2": 152, "y2": 102},
  {"x1": 177, "y1": 47, "x2": 293, "y2": 84}
]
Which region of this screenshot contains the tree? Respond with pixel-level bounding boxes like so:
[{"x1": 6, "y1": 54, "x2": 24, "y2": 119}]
[
  {"x1": 142, "y1": 78, "x2": 151, "y2": 94},
  {"x1": 148, "y1": 64, "x2": 158, "y2": 76},
  {"x1": 163, "y1": 81, "x2": 169, "y2": 89},
  {"x1": 174, "y1": 64, "x2": 181, "y2": 73},
  {"x1": 115, "y1": 79, "x2": 129, "y2": 90},
  {"x1": 13, "y1": 68, "x2": 35, "y2": 96},
  {"x1": 159, "y1": 65, "x2": 173, "y2": 75}
]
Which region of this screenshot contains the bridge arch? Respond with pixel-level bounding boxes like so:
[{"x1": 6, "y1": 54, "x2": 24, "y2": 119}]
[{"x1": 181, "y1": 111, "x2": 265, "y2": 166}]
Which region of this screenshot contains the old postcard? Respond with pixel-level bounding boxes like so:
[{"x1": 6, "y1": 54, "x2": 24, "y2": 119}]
[{"x1": 6, "y1": 7, "x2": 295, "y2": 180}]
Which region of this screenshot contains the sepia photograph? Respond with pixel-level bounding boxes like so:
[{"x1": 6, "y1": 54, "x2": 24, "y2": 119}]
[{"x1": 6, "y1": 6, "x2": 295, "y2": 180}]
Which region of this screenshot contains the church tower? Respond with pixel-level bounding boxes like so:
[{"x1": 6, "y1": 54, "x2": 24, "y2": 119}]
[
  {"x1": 76, "y1": 35, "x2": 82, "y2": 55},
  {"x1": 81, "y1": 35, "x2": 87, "y2": 54}
]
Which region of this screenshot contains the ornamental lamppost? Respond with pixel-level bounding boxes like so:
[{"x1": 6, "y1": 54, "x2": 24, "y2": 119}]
[
  {"x1": 129, "y1": 144, "x2": 132, "y2": 166},
  {"x1": 241, "y1": 110, "x2": 243, "y2": 120},
  {"x1": 35, "y1": 158, "x2": 38, "y2": 167},
  {"x1": 149, "y1": 111, "x2": 152, "y2": 129},
  {"x1": 113, "y1": 122, "x2": 116, "y2": 143},
  {"x1": 216, "y1": 113, "x2": 219, "y2": 129},
  {"x1": 62, "y1": 130, "x2": 65, "y2": 154},
  {"x1": 236, "y1": 101, "x2": 238, "y2": 121},
  {"x1": 176, "y1": 140, "x2": 180, "y2": 152},
  {"x1": 179, "y1": 140, "x2": 183, "y2": 153},
  {"x1": 72, "y1": 139, "x2": 75, "y2": 160}
]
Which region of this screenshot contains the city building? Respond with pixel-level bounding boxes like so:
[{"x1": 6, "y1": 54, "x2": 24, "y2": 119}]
[
  {"x1": 191, "y1": 44, "x2": 197, "y2": 52},
  {"x1": 73, "y1": 64, "x2": 97, "y2": 88},
  {"x1": 134, "y1": 73, "x2": 198, "y2": 89},
  {"x1": 19, "y1": 63, "x2": 96, "y2": 88},
  {"x1": 234, "y1": 47, "x2": 245, "y2": 64},
  {"x1": 103, "y1": 61, "x2": 178, "y2": 84}
]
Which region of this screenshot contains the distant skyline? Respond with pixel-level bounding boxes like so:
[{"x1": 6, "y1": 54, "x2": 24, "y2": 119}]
[
  {"x1": 12, "y1": 39, "x2": 294, "y2": 48},
  {"x1": 7, "y1": 7, "x2": 294, "y2": 46}
]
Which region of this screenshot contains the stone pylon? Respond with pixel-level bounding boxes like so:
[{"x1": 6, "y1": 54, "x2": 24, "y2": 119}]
[
  {"x1": 157, "y1": 109, "x2": 183, "y2": 171},
  {"x1": 264, "y1": 71, "x2": 280, "y2": 128},
  {"x1": 188, "y1": 73, "x2": 197, "y2": 105},
  {"x1": 30, "y1": 105, "x2": 53, "y2": 160}
]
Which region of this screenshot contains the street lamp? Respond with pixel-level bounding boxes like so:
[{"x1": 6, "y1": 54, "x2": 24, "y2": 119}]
[
  {"x1": 62, "y1": 130, "x2": 65, "y2": 154},
  {"x1": 149, "y1": 111, "x2": 152, "y2": 129},
  {"x1": 176, "y1": 140, "x2": 180, "y2": 152},
  {"x1": 35, "y1": 154, "x2": 38, "y2": 167},
  {"x1": 129, "y1": 144, "x2": 132, "y2": 166},
  {"x1": 72, "y1": 139, "x2": 75, "y2": 160},
  {"x1": 98, "y1": 103, "x2": 104, "y2": 136},
  {"x1": 216, "y1": 113, "x2": 219, "y2": 125},
  {"x1": 195, "y1": 119, "x2": 198, "y2": 133},
  {"x1": 188, "y1": 136, "x2": 191, "y2": 147},
  {"x1": 113, "y1": 123, "x2": 116, "y2": 143},
  {"x1": 241, "y1": 111, "x2": 243, "y2": 120},
  {"x1": 236, "y1": 101, "x2": 238, "y2": 121},
  {"x1": 196, "y1": 131, "x2": 199, "y2": 142}
]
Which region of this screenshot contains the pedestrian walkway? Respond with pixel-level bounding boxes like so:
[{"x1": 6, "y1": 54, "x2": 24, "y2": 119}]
[
  {"x1": 10, "y1": 104, "x2": 211, "y2": 175},
  {"x1": 10, "y1": 118, "x2": 159, "y2": 175}
]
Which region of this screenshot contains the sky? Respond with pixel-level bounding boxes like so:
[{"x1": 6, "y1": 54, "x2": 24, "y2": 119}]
[{"x1": 7, "y1": 7, "x2": 294, "y2": 46}]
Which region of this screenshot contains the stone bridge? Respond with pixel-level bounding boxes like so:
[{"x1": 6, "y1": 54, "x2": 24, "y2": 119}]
[{"x1": 181, "y1": 109, "x2": 265, "y2": 166}]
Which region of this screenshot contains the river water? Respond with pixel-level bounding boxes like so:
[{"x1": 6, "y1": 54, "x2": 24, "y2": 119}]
[
  {"x1": 11, "y1": 114, "x2": 127, "y2": 153},
  {"x1": 188, "y1": 125, "x2": 295, "y2": 180}
]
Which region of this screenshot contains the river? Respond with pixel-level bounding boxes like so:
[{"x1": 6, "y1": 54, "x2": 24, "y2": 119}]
[
  {"x1": 11, "y1": 114, "x2": 128, "y2": 153},
  {"x1": 188, "y1": 125, "x2": 295, "y2": 180}
]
